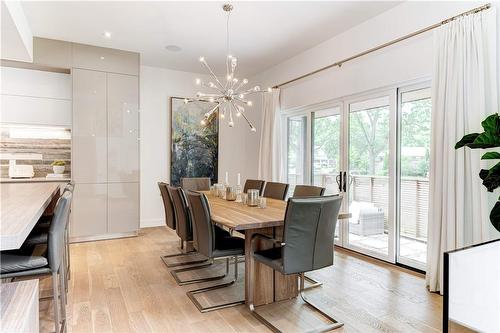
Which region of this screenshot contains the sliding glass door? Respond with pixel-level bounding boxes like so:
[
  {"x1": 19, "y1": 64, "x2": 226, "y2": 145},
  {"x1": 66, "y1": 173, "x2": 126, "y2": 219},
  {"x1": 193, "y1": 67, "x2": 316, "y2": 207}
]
[
  {"x1": 345, "y1": 93, "x2": 395, "y2": 261},
  {"x1": 312, "y1": 106, "x2": 343, "y2": 242},
  {"x1": 283, "y1": 81, "x2": 430, "y2": 270},
  {"x1": 397, "y1": 85, "x2": 431, "y2": 270}
]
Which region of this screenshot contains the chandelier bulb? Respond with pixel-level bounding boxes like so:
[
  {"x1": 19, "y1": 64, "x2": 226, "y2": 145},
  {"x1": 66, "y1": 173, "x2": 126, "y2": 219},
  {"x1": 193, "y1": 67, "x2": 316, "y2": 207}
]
[
  {"x1": 228, "y1": 121, "x2": 234, "y2": 127},
  {"x1": 238, "y1": 94, "x2": 244, "y2": 99},
  {"x1": 199, "y1": 56, "x2": 205, "y2": 63},
  {"x1": 201, "y1": 119, "x2": 206, "y2": 125},
  {"x1": 233, "y1": 78, "x2": 238, "y2": 83},
  {"x1": 227, "y1": 54, "x2": 233, "y2": 59},
  {"x1": 254, "y1": 86, "x2": 260, "y2": 92},
  {"x1": 220, "y1": 113, "x2": 225, "y2": 119},
  {"x1": 209, "y1": 82, "x2": 215, "y2": 88},
  {"x1": 183, "y1": 98, "x2": 189, "y2": 104},
  {"x1": 195, "y1": 78, "x2": 201, "y2": 85},
  {"x1": 227, "y1": 89, "x2": 234, "y2": 95},
  {"x1": 238, "y1": 105, "x2": 245, "y2": 112},
  {"x1": 243, "y1": 78, "x2": 248, "y2": 84},
  {"x1": 247, "y1": 100, "x2": 253, "y2": 106},
  {"x1": 208, "y1": 97, "x2": 215, "y2": 103},
  {"x1": 196, "y1": 92, "x2": 203, "y2": 97},
  {"x1": 250, "y1": 125, "x2": 256, "y2": 132},
  {"x1": 267, "y1": 87, "x2": 272, "y2": 92},
  {"x1": 236, "y1": 112, "x2": 241, "y2": 117},
  {"x1": 226, "y1": 75, "x2": 232, "y2": 81}
]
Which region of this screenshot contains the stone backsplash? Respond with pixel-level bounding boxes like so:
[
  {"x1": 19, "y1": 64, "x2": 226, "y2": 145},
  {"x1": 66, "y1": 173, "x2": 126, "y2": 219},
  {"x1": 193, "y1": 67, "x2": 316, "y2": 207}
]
[{"x1": 0, "y1": 126, "x2": 71, "y2": 178}]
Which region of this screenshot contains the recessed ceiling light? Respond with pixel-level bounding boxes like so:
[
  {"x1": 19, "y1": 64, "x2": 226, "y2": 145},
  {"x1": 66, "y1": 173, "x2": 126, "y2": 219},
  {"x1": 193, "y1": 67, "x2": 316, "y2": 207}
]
[
  {"x1": 103, "y1": 31, "x2": 112, "y2": 38},
  {"x1": 165, "y1": 45, "x2": 182, "y2": 52}
]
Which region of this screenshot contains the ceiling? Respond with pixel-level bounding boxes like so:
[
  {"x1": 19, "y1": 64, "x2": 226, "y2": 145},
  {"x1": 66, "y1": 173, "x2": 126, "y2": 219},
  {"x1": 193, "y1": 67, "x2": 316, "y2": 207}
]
[{"x1": 21, "y1": 1, "x2": 401, "y2": 76}]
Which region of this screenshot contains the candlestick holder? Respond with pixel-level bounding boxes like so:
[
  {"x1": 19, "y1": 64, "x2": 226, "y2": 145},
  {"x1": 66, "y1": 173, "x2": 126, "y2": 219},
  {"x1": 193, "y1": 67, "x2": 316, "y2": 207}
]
[{"x1": 235, "y1": 185, "x2": 242, "y2": 202}]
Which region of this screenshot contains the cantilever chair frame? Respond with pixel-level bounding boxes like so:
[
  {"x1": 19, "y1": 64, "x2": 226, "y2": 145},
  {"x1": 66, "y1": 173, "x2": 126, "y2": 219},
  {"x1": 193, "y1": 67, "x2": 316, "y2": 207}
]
[
  {"x1": 248, "y1": 234, "x2": 343, "y2": 333},
  {"x1": 247, "y1": 195, "x2": 344, "y2": 333},
  {"x1": 160, "y1": 185, "x2": 209, "y2": 268}
]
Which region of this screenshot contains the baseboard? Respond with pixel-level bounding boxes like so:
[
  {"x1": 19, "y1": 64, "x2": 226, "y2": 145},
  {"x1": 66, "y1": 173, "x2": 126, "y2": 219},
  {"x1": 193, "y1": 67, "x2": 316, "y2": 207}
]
[
  {"x1": 140, "y1": 218, "x2": 164, "y2": 228},
  {"x1": 70, "y1": 231, "x2": 138, "y2": 243}
]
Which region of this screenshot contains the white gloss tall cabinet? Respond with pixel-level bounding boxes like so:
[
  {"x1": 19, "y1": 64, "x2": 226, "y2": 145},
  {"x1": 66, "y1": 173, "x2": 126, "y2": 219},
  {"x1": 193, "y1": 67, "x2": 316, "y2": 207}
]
[{"x1": 71, "y1": 44, "x2": 140, "y2": 241}]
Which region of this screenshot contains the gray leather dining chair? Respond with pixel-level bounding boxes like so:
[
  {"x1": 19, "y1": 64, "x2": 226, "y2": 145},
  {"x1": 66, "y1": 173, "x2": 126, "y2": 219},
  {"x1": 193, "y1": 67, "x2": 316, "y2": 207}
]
[
  {"x1": 243, "y1": 179, "x2": 266, "y2": 195},
  {"x1": 292, "y1": 185, "x2": 326, "y2": 197},
  {"x1": 158, "y1": 182, "x2": 176, "y2": 230},
  {"x1": 1, "y1": 191, "x2": 72, "y2": 333},
  {"x1": 160, "y1": 186, "x2": 208, "y2": 268},
  {"x1": 23, "y1": 183, "x2": 74, "y2": 291},
  {"x1": 172, "y1": 191, "x2": 245, "y2": 312},
  {"x1": 249, "y1": 195, "x2": 344, "y2": 332},
  {"x1": 262, "y1": 182, "x2": 289, "y2": 200},
  {"x1": 181, "y1": 177, "x2": 211, "y2": 191}
]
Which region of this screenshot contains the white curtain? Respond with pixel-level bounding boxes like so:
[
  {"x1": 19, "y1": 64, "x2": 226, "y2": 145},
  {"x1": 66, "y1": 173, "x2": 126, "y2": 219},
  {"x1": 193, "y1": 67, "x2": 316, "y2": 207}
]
[
  {"x1": 427, "y1": 9, "x2": 497, "y2": 294},
  {"x1": 258, "y1": 88, "x2": 282, "y2": 181}
]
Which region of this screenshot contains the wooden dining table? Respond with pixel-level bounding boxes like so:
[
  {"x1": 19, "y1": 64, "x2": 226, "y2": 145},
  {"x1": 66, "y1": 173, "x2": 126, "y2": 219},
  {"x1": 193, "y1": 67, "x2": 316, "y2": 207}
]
[
  {"x1": 0, "y1": 182, "x2": 63, "y2": 251},
  {"x1": 202, "y1": 191, "x2": 350, "y2": 306}
]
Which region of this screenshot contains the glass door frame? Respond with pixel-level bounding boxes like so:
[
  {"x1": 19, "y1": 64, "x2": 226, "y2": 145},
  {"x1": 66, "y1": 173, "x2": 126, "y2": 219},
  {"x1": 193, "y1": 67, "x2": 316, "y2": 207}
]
[
  {"x1": 341, "y1": 89, "x2": 397, "y2": 263},
  {"x1": 281, "y1": 78, "x2": 430, "y2": 270},
  {"x1": 396, "y1": 81, "x2": 431, "y2": 271}
]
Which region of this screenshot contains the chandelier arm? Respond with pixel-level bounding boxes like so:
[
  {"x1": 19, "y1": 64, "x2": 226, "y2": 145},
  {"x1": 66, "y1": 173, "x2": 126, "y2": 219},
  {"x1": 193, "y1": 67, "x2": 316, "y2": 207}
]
[
  {"x1": 238, "y1": 107, "x2": 254, "y2": 129},
  {"x1": 201, "y1": 61, "x2": 225, "y2": 90}
]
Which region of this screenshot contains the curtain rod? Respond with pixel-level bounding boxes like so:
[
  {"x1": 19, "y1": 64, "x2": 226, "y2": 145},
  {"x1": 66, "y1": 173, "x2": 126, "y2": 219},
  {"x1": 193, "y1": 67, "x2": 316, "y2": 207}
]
[{"x1": 273, "y1": 3, "x2": 491, "y2": 89}]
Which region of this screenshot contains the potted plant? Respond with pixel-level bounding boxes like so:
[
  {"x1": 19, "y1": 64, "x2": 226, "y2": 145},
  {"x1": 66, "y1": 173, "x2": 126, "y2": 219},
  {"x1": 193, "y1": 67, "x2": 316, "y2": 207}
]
[
  {"x1": 51, "y1": 160, "x2": 66, "y2": 174},
  {"x1": 455, "y1": 113, "x2": 500, "y2": 232}
]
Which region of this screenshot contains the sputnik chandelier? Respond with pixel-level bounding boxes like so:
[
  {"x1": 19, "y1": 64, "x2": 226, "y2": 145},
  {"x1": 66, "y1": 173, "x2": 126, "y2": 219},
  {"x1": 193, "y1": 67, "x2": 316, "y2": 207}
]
[{"x1": 184, "y1": 3, "x2": 270, "y2": 132}]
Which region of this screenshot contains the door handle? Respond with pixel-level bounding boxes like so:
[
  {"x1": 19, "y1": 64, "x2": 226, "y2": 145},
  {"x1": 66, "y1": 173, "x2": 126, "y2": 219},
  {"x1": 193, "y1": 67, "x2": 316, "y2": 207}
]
[
  {"x1": 343, "y1": 171, "x2": 347, "y2": 192},
  {"x1": 336, "y1": 172, "x2": 342, "y2": 192}
]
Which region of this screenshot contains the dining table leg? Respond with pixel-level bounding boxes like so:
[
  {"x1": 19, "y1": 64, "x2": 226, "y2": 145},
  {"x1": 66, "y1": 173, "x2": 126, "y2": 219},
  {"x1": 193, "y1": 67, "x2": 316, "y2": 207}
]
[{"x1": 244, "y1": 227, "x2": 298, "y2": 306}]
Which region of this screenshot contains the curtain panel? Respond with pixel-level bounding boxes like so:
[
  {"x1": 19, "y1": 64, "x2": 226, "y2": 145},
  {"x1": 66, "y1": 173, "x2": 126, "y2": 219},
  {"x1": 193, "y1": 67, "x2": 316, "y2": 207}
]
[
  {"x1": 426, "y1": 9, "x2": 498, "y2": 294},
  {"x1": 258, "y1": 88, "x2": 283, "y2": 182}
]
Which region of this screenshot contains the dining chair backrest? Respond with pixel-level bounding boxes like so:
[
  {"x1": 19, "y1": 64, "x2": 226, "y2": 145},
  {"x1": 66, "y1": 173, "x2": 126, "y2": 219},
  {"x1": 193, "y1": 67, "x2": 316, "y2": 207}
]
[
  {"x1": 168, "y1": 186, "x2": 192, "y2": 241},
  {"x1": 282, "y1": 195, "x2": 342, "y2": 274},
  {"x1": 181, "y1": 177, "x2": 211, "y2": 191},
  {"x1": 158, "y1": 182, "x2": 176, "y2": 229},
  {"x1": 263, "y1": 182, "x2": 289, "y2": 200},
  {"x1": 186, "y1": 191, "x2": 215, "y2": 258},
  {"x1": 243, "y1": 179, "x2": 265, "y2": 195},
  {"x1": 48, "y1": 191, "x2": 72, "y2": 272},
  {"x1": 292, "y1": 185, "x2": 325, "y2": 197}
]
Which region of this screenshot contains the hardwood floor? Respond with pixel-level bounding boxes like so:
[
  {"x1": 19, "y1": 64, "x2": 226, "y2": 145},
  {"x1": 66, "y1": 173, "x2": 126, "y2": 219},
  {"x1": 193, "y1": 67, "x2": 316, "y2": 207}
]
[{"x1": 36, "y1": 226, "x2": 445, "y2": 332}]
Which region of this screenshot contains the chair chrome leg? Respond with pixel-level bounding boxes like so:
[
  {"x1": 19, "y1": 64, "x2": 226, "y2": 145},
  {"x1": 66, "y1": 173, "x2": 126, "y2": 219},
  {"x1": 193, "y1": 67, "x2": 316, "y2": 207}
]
[
  {"x1": 249, "y1": 271, "x2": 343, "y2": 332},
  {"x1": 160, "y1": 251, "x2": 209, "y2": 268},
  {"x1": 170, "y1": 258, "x2": 228, "y2": 285},
  {"x1": 303, "y1": 274, "x2": 323, "y2": 290},
  {"x1": 59, "y1": 268, "x2": 67, "y2": 331},
  {"x1": 52, "y1": 272, "x2": 61, "y2": 333},
  {"x1": 186, "y1": 256, "x2": 244, "y2": 313},
  {"x1": 298, "y1": 273, "x2": 344, "y2": 332}
]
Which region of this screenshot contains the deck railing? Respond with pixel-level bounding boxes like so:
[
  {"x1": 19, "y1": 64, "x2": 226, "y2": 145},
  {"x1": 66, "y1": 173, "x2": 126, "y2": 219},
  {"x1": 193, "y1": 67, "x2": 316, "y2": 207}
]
[{"x1": 288, "y1": 174, "x2": 429, "y2": 241}]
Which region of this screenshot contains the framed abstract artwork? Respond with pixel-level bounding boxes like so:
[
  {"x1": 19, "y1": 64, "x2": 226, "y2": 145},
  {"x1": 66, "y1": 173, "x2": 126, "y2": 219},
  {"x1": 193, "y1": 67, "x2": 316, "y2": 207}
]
[{"x1": 170, "y1": 97, "x2": 219, "y2": 186}]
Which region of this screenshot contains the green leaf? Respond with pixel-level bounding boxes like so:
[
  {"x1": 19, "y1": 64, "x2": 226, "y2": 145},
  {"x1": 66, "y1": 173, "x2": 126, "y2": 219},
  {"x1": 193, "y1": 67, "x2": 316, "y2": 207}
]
[
  {"x1": 481, "y1": 113, "x2": 500, "y2": 134},
  {"x1": 467, "y1": 131, "x2": 500, "y2": 149},
  {"x1": 479, "y1": 169, "x2": 489, "y2": 180},
  {"x1": 490, "y1": 201, "x2": 500, "y2": 232},
  {"x1": 482, "y1": 152, "x2": 500, "y2": 160},
  {"x1": 455, "y1": 133, "x2": 480, "y2": 149},
  {"x1": 482, "y1": 162, "x2": 500, "y2": 192}
]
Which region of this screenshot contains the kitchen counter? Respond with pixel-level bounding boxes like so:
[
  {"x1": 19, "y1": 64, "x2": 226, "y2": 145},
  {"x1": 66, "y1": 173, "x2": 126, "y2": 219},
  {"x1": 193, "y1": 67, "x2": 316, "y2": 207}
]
[{"x1": 0, "y1": 177, "x2": 71, "y2": 183}]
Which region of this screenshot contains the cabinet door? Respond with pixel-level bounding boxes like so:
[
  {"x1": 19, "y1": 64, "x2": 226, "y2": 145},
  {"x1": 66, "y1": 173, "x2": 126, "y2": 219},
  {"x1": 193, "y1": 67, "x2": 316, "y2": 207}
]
[
  {"x1": 107, "y1": 73, "x2": 139, "y2": 182},
  {"x1": 72, "y1": 43, "x2": 139, "y2": 76},
  {"x1": 72, "y1": 69, "x2": 107, "y2": 183},
  {"x1": 70, "y1": 183, "x2": 107, "y2": 238},
  {"x1": 107, "y1": 182, "x2": 139, "y2": 234},
  {"x1": 33, "y1": 37, "x2": 72, "y2": 69}
]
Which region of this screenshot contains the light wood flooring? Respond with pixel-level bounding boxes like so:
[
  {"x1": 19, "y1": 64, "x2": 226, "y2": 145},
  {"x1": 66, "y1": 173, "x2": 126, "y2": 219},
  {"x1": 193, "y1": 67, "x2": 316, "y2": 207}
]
[{"x1": 35, "y1": 226, "x2": 448, "y2": 333}]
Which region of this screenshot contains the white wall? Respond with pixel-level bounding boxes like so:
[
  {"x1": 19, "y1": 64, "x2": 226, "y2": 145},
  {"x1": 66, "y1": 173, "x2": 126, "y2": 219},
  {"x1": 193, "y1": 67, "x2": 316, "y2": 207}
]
[
  {"x1": 139, "y1": 65, "x2": 251, "y2": 227},
  {"x1": 247, "y1": 1, "x2": 487, "y2": 175},
  {"x1": 0, "y1": 66, "x2": 71, "y2": 126}
]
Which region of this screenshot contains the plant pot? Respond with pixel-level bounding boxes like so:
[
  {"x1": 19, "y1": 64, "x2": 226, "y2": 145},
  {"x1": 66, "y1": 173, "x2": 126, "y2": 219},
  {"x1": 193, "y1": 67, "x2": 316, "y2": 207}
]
[{"x1": 53, "y1": 165, "x2": 65, "y2": 174}]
